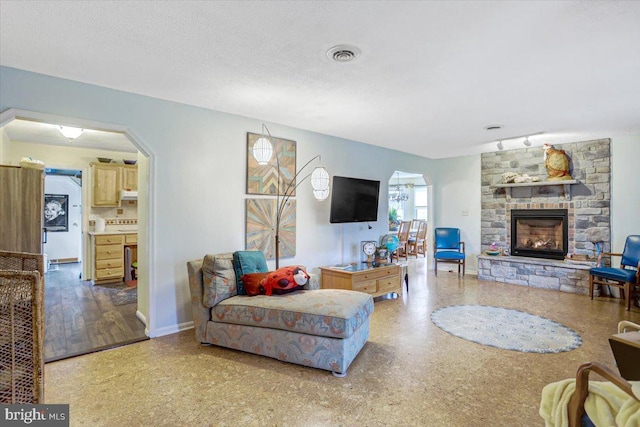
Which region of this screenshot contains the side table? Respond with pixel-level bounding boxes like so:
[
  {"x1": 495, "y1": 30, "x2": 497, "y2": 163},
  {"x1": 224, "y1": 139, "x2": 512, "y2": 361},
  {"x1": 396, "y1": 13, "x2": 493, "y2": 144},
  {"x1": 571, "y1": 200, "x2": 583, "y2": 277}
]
[{"x1": 609, "y1": 331, "x2": 640, "y2": 380}]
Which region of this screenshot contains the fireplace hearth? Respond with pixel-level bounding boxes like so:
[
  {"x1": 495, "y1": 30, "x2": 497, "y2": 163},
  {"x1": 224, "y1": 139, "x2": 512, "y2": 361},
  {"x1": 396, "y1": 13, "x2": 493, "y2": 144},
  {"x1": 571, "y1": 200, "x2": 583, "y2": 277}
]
[{"x1": 511, "y1": 209, "x2": 568, "y2": 260}]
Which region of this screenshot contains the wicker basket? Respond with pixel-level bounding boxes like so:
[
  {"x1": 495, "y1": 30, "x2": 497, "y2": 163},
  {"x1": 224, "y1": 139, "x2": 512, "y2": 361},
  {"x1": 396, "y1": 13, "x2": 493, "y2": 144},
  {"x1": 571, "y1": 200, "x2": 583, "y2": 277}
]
[{"x1": 0, "y1": 251, "x2": 44, "y2": 404}]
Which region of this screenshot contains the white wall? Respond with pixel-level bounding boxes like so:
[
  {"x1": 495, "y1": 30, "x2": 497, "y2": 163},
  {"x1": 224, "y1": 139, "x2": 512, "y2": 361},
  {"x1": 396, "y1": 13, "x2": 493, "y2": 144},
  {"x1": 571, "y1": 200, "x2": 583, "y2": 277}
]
[
  {"x1": 0, "y1": 66, "x2": 436, "y2": 336},
  {"x1": 4, "y1": 66, "x2": 636, "y2": 335},
  {"x1": 44, "y1": 175, "x2": 82, "y2": 261},
  {"x1": 611, "y1": 135, "x2": 640, "y2": 249},
  {"x1": 430, "y1": 154, "x2": 482, "y2": 274}
]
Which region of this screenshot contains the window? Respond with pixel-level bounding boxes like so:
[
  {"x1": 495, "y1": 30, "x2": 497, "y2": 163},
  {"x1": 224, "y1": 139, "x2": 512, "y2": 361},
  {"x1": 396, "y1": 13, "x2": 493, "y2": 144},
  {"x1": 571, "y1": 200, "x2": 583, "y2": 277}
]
[{"x1": 414, "y1": 186, "x2": 428, "y2": 220}]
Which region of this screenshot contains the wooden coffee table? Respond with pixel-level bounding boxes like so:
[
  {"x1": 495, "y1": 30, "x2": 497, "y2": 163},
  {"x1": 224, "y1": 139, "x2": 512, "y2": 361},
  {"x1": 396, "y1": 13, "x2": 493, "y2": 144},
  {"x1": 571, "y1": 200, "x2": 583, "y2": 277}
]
[{"x1": 320, "y1": 263, "x2": 402, "y2": 298}]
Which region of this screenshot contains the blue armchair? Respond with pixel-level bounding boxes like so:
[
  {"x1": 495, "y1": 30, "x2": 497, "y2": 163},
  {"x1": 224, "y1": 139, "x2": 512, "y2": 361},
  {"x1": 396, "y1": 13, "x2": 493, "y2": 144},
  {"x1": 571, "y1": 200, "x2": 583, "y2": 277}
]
[
  {"x1": 589, "y1": 235, "x2": 640, "y2": 311},
  {"x1": 434, "y1": 227, "x2": 465, "y2": 276}
]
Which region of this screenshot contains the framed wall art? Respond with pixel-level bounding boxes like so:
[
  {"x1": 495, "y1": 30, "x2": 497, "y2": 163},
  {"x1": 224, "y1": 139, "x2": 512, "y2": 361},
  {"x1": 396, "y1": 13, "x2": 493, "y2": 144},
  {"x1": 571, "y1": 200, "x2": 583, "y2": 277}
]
[
  {"x1": 246, "y1": 132, "x2": 297, "y2": 196},
  {"x1": 245, "y1": 198, "x2": 296, "y2": 259},
  {"x1": 44, "y1": 194, "x2": 69, "y2": 232}
]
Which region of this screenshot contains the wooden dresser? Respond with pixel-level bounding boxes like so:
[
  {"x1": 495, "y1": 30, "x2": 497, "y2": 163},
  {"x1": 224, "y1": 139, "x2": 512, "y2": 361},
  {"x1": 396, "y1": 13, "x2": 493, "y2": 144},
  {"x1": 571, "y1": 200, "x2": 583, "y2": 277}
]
[{"x1": 319, "y1": 263, "x2": 401, "y2": 298}]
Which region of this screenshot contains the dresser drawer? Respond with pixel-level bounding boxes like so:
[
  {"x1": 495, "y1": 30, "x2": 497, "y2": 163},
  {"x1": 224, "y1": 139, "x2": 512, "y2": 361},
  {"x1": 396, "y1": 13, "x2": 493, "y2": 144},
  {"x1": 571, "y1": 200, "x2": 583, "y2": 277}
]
[
  {"x1": 96, "y1": 244, "x2": 123, "y2": 260},
  {"x1": 96, "y1": 258, "x2": 124, "y2": 270},
  {"x1": 352, "y1": 279, "x2": 377, "y2": 294},
  {"x1": 377, "y1": 277, "x2": 400, "y2": 294},
  {"x1": 125, "y1": 234, "x2": 137, "y2": 244},
  {"x1": 95, "y1": 234, "x2": 124, "y2": 245},
  {"x1": 95, "y1": 267, "x2": 124, "y2": 280}
]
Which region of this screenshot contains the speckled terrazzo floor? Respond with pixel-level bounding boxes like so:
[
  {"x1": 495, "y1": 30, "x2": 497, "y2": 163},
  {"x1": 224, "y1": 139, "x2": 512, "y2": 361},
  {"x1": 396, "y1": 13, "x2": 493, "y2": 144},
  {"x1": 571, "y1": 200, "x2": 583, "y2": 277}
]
[{"x1": 45, "y1": 258, "x2": 640, "y2": 426}]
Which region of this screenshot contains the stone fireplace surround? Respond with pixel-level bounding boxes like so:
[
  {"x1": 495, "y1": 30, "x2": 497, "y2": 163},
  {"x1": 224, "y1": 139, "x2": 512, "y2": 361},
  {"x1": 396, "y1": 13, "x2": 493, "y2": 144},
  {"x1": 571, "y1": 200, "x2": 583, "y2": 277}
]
[{"x1": 478, "y1": 139, "x2": 611, "y2": 295}]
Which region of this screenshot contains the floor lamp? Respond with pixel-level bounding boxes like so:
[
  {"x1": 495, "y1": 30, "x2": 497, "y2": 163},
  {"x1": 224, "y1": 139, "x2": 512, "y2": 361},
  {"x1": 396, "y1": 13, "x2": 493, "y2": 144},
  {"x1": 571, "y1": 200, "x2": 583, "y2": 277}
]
[{"x1": 252, "y1": 124, "x2": 330, "y2": 269}]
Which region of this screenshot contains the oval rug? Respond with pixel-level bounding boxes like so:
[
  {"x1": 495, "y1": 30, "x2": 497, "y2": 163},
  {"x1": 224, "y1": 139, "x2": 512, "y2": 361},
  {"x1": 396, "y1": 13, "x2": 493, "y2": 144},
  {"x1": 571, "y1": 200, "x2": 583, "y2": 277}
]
[{"x1": 430, "y1": 305, "x2": 582, "y2": 353}]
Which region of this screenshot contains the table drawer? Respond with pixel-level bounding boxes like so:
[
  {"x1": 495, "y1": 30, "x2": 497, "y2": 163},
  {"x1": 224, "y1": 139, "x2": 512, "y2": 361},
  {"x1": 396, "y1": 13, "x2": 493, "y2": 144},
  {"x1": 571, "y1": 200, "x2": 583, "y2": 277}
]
[
  {"x1": 96, "y1": 244, "x2": 123, "y2": 260},
  {"x1": 96, "y1": 258, "x2": 124, "y2": 270},
  {"x1": 95, "y1": 267, "x2": 124, "y2": 279},
  {"x1": 125, "y1": 234, "x2": 137, "y2": 244},
  {"x1": 352, "y1": 279, "x2": 377, "y2": 294},
  {"x1": 352, "y1": 269, "x2": 394, "y2": 283},
  {"x1": 95, "y1": 235, "x2": 124, "y2": 245},
  {"x1": 377, "y1": 277, "x2": 400, "y2": 294}
]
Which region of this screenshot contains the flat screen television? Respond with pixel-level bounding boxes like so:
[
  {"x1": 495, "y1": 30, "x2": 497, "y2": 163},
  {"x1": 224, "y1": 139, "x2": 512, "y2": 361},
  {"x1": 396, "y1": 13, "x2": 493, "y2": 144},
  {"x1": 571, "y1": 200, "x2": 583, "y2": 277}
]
[{"x1": 330, "y1": 176, "x2": 380, "y2": 223}]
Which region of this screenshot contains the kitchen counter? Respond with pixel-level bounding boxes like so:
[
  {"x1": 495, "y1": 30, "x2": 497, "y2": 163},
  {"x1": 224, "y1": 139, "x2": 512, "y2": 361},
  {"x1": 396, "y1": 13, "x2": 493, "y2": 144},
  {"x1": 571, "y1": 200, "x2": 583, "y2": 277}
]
[{"x1": 88, "y1": 229, "x2": 138, "y2": 236}]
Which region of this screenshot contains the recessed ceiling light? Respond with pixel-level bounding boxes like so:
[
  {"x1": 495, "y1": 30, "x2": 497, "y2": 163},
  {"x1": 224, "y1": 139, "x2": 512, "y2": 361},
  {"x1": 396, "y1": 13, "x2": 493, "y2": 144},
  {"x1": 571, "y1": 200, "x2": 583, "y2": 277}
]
[
  {"x1": 326, "y1": 45, "x2": 361, "y2": 63},
  {"x1": 484, "y1": 124, "x2": 503, "y2": 131}
]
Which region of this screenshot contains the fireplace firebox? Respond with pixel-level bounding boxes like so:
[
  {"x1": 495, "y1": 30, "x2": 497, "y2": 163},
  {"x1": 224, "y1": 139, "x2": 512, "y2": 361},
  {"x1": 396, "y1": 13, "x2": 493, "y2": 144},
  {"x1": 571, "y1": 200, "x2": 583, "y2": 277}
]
[{"x1": 511, "y1": 209, "x2": 568, "y2": 260}]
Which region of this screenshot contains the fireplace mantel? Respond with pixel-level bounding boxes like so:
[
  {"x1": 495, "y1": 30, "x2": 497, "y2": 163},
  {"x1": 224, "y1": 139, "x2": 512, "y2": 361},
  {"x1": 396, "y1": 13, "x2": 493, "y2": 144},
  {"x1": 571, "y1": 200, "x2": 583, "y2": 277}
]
[{"x1": 494, "y1": 179, "x2": 580, "y2": 201}]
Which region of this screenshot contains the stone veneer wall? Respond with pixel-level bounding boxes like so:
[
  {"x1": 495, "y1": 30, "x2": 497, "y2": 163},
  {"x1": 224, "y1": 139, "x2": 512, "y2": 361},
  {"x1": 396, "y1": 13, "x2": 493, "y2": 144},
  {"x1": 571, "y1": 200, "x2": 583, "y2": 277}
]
[{"x1": 480, "y1": 139, "x2": 611, "y2": 257}]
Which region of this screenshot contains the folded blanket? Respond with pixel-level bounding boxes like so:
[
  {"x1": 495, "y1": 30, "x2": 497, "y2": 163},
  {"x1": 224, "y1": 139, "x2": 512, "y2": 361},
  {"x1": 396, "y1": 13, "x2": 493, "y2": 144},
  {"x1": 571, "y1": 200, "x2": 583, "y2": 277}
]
[{"x1": 540, "y1": 379, "x2": 640, "y2": 427}]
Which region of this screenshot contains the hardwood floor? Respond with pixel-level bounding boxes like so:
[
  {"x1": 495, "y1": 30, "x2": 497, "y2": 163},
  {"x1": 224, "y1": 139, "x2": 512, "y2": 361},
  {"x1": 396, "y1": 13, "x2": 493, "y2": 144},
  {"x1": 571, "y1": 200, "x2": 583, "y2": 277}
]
[{"x1": 44, "y1": 263, "x2": 147, "y2": 362}]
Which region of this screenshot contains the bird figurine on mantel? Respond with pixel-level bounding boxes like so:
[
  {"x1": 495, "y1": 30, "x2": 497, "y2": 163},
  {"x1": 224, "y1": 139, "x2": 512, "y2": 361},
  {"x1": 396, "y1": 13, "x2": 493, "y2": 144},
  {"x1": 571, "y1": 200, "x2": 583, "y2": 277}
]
[{"x1": 543, "y1": 144, "x2": 572, "y2": 181}]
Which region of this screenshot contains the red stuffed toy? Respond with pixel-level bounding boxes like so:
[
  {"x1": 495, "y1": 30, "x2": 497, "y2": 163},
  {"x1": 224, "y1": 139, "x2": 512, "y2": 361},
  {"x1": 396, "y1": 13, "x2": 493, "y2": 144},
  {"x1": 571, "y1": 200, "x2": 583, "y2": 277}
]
[{"x1": 259, "y1": 266, "x2": 309, "y2": 296}]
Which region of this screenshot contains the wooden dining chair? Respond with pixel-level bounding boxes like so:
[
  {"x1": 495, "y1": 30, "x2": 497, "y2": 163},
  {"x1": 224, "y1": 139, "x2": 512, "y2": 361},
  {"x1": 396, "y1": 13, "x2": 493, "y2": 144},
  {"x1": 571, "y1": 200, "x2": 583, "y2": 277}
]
[
  {"x1": 408, "y1": 220, "x2": 427, "y2": 257},
  {"x1": 394, "y1": 221, "x2": 411, "y2": 261}
]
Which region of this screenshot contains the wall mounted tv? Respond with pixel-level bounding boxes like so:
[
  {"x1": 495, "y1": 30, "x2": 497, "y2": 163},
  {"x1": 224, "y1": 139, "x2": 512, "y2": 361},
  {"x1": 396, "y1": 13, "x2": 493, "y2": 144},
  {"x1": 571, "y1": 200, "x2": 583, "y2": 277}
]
[{"x1": 329, "y1": 176, "x2": 380, "y2": 223}]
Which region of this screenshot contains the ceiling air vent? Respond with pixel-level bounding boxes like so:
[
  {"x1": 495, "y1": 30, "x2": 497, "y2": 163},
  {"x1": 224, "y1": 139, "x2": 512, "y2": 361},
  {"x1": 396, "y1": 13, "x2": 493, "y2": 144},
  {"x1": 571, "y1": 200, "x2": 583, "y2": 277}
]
[{"x1": 327, "y1": 45, "x2": 361, "y2": 63}]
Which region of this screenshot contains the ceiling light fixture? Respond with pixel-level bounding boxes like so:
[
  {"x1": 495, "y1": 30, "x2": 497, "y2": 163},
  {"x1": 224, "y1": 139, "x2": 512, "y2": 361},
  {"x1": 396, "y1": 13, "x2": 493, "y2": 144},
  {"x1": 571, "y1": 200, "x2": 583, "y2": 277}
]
[
  {"x1": 389, "y1": 172, "x2": 409, "y2": 203},
  {"x1": 58, "y1": 126, "x2": 84, "y2": 140},
  {"x1": 326, "y1": 45, "x2": 361, "y2": 63},
  {"x1": 492, "y1": 131, "x2": 545, "y2": 151}
]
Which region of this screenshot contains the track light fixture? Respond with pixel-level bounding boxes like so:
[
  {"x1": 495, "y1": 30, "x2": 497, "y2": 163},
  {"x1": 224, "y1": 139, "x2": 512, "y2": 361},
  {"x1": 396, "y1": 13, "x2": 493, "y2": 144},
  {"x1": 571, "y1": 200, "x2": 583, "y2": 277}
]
[{"x1": 493, "y1": 131, "x2": 544, "y2": 151}]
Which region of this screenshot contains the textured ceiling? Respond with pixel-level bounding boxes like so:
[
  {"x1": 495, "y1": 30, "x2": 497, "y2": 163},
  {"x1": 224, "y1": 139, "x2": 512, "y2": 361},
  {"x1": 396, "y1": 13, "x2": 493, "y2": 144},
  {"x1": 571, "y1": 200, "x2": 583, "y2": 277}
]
[{"x1": 1, "y1": 1, "x2": 639, "y2": 159}]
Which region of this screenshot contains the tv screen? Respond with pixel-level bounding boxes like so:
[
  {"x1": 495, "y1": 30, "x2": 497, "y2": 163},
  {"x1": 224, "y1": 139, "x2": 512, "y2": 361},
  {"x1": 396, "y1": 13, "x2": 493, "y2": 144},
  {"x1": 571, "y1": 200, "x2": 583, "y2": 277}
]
[{"x1": 330, "y1": 176, "x2": 380, "y2": 223}]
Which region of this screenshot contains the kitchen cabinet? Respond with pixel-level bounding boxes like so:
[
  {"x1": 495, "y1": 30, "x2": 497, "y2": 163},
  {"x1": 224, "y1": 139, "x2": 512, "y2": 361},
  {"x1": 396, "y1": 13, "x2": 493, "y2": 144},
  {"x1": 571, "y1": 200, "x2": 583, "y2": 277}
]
[
  {"x1": 121, "y1": 165, "x2": 138, "y2": 191},
  {"x1": 91, "y1": 163, "x2": 121, "y2": 207},
  {"x1": 91, "y1": 163, "x2": 138, "y2": 207},
  {"x1": 0, "y1": 166, "x2": 44, "y2": 253},
  {"x1": 90, "y1": 232, "x2": 138, "y2": 284},
  {"x1": 91, "y1": 234, "x2": 124, "y2": 284}
]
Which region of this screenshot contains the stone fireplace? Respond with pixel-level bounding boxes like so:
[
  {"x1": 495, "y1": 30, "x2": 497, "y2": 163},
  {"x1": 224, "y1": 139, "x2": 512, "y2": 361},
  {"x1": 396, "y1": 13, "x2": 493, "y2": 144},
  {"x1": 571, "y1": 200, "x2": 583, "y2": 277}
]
[
  {"x1": 511, "y1": 209, "x2": 568, "y2": 260},
  {"x1": 478, "y1": 139, "x2": 611, "y2": 295}
]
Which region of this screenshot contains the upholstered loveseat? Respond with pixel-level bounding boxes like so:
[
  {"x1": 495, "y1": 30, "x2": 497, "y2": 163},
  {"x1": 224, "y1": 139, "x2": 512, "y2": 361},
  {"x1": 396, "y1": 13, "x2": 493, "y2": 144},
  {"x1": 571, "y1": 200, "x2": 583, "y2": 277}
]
[{"x1": 187, "y1": 251, "x2": 374, "y2": 376}]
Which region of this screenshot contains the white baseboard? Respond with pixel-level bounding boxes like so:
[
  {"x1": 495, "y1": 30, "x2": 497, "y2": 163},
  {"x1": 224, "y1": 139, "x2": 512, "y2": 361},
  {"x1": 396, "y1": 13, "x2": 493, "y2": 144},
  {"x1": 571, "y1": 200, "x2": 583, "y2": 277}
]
[
  {"x1": 136, "y1": 310, "x2": 147, "y2": 326},
  {"x1": 153, "y1": 321, "x2": 195, "y2": 337}
]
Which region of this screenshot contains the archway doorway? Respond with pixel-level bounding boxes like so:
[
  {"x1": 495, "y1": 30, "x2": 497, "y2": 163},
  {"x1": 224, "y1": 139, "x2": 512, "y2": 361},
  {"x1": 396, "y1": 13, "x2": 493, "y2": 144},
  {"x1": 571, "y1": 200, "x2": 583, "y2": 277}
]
[
  {"x1": 0, "y1": 109, "x2": 153, "y2": 361},
  {"x1": 388, "y1": 171, "x2": 428, "y2": 231}
]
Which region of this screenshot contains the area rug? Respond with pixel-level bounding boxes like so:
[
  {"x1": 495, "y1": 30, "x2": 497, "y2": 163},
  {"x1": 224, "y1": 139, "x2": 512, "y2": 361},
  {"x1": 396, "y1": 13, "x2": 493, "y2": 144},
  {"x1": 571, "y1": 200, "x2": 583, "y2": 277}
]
[
  {"x1": 103, "y1": 283, "x2": 137, "y2": 306},
  {"x1": 430, "y1": 305, "x2": 582, "y2": 353}
]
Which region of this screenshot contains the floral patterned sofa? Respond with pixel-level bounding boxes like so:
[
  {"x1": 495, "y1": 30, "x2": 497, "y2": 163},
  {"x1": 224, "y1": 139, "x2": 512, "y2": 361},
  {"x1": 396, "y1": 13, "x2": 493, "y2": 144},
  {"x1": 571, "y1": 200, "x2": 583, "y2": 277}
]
[{"x1": 187, "y1": 252, "x2": 374, "y2": 376}]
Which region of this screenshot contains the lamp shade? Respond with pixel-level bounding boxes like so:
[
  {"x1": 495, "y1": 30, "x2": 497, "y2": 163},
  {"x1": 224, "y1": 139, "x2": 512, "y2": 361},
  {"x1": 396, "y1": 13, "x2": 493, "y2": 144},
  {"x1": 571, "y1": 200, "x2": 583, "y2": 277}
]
[
  {"x1": 252, "y1": 136, "x2": 273, "y2": 165},
  {"x1": 313, "y1": 188, "x2": 330, "y2": 201},
  {"x1": 58, "y1": 126, "x2": 84, "y2": 139},
  {"x1": 311, "y1": 166, "x2": 329, "y2": 191}
]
